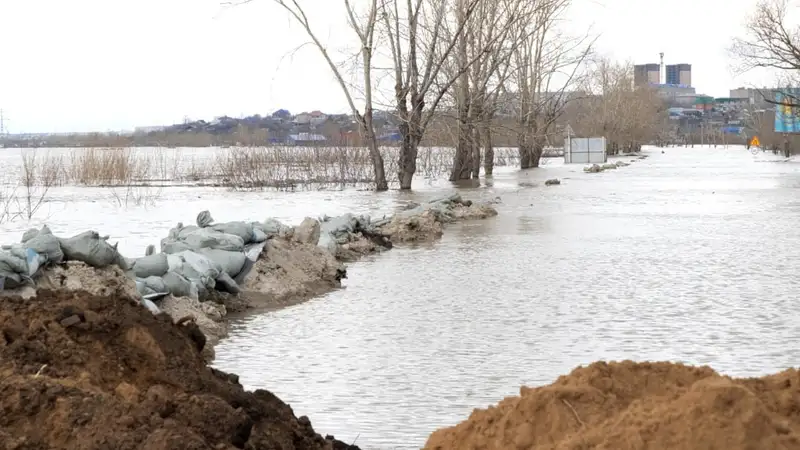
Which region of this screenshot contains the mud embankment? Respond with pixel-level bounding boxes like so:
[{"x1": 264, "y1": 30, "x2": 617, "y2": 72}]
[
  {"x1": 424, "y1": 360, "x2": 800, "y2": 450},
  {"x1": 0, "y1": 288, "x2": 358, "y2": 449}
]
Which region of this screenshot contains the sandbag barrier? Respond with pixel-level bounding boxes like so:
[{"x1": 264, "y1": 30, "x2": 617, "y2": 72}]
[{"x1": 0, "y1": 192, "x2": 493, "y2": 314}]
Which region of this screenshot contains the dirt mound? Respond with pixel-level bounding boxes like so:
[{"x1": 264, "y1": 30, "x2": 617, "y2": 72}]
[
  {"x1": 425, "y1": 361, "x2": 800, "y2": 450},
  {"x1": 0, "y1": 289, "x2": 358, "y2": 450},
  {"x1": 242, "y1": 238, "x2": 345, "y2": 311}
]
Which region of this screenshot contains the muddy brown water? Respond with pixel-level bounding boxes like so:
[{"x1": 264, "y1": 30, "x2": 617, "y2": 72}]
[{"x1": 208, "y1": 147, "x2": 798, "y2": 448}]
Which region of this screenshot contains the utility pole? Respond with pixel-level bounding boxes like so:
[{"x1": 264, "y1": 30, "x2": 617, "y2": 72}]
[{"x1": 0, "y1": 109, "x2": 6, "y2": 135}]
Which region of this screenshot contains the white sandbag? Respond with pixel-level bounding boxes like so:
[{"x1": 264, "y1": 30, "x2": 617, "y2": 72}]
[
  {"x1": 59, "y1": 231, "x2": 127, "y2": 269},
  {"x1": 197, "y1": 248, "x2": 246, "y2": 277},
  {"x1": 132, "y1": 253, "x2": 169, "y2": 278},
  {"x1": 251, "y1": 228, "x2": 268, "y2": 243},
  {"x1": 214, "y1": 272, "x2": 240, "y2": 294},
  {"x1": 23, "y1": 226, "x2": 64, "y2": 263},
  {"x1": 166, "y1": 254, "x2": 183, "y2": 272},
  {"x1": 259, "y1": 218, "x2": 291, "y2": 238},
  {"x1": 196, "y1": 210, "x2": 214, "y2": 227},
  {"x1": 182, "y1": 229, "x2": 245, "y2": 252},
  {"x1": 20, "y1": 228, "x2": 39, "y2": 243},
  {"x1": 161, "y1": 271, "x2": 198, "y2": 299},
  {"x1": 211, "y1": 221, "x2": 255, "y2": 243},
  {"x1": 161, "y1": 240, "x2": 193, "y2": 254},
  {"x1": 176, "y1": 251, "x2": 220, "y2": 282}
]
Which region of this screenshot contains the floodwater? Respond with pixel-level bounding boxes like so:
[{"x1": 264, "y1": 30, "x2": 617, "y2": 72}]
[{"x1": 211, "y1": 146, "x2": 800, "y2": 449}]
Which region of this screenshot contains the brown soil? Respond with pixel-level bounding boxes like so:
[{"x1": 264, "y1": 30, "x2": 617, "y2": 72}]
[
  {"x1": 0, "y1": 289, "x2": 359, "y2": 450},
  {"x1": 425, "y1": 360, "x2": 800, "y2": 450}
]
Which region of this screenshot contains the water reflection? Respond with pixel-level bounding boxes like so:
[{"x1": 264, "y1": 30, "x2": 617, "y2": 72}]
[{"x1": 213, "y1": 147, "x2": 800, "y2": 449}]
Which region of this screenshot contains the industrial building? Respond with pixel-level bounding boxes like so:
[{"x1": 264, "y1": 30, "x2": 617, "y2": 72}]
[
  {"x1": 665, "y1": 64, "x2": 691, "y2": 87},
  {"x1": 634, "y1": 64, "x2": 660, "y2": 86}
]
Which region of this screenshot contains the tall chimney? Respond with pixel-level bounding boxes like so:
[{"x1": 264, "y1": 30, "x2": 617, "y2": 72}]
[{"x1": 659, "y1": 52, "x2": 664, "y2": 84}]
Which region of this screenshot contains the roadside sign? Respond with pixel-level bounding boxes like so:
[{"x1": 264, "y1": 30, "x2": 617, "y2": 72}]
[{"x1": 750, "y1": 136, "x2": 760, "y2": 147}]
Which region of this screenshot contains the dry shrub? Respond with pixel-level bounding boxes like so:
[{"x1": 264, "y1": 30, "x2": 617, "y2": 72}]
[
  {"x1": 213, "y1": 145, "x2": 467, "y2": 190},
  {"x1": 107, "y1": 184, "x2": 163, "y2": 209},
  {"x1": 67, "y1": 147, "x2": 158, "y2": 186}
]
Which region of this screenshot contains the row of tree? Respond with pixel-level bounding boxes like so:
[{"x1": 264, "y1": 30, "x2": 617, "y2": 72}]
[{"x1": 245, "y1": 0, "x2": 670, "y2": 190}]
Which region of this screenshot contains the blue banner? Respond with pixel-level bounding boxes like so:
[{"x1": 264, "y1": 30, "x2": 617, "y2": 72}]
[{"x1": 775, "y1": 90, "x2": 800, "y2": 133}]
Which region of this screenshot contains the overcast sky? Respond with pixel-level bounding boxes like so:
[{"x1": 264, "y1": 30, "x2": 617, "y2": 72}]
[{"x1": 0, "y1": 0, "x2": 779, "y2": 133}]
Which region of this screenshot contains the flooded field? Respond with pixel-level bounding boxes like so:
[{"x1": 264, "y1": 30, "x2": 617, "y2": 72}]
[
  {"x1": 211, "y1": 146, "x2": 800, "y2": 448},
  {"x1": 1, "y1": 145, "x2": 798, "y2": 448}
]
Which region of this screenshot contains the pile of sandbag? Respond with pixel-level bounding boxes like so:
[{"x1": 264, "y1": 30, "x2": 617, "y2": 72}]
[
  {"x1": 130, "y1": 211, "x2": 293, "y2": 301},
  {"x1": 314, "y1": 193, "x2": 482, "y2": 255},
  {"x1": 0, "y1": 225, "x2": 128, "y2": 291}
]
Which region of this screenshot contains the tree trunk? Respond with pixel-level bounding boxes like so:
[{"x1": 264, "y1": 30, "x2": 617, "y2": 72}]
[
  {"x1": 362, "y1": 112, "x2": 388, "y2": 191},
  {"x1": 450, "y1": 92, "x2": 472, "y2": 181},
  {"x1": 471, "y1": 124, "x2": 481, "y2": 179},
  {"x1": 483, "y1": 123, "x2": 494, "y2": 176},
  {"x1": 519, "y1": 128, "x2": 533, "y2": 169},
  {"x1": 398, "y1": 107, "x2": 422, "y2": 190},
  {"x1": 530, "y1": 138, "x2": 544, "y2": 168}
]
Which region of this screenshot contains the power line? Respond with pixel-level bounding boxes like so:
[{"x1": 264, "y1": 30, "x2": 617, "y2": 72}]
[{"x1": 0, "y1": 109, "x2": 8, "y2": 135}]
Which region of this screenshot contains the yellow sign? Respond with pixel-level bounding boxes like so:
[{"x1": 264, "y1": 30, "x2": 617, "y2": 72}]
[{"x1": 750, "y1": 136, "x2": 760, "y2": 147}]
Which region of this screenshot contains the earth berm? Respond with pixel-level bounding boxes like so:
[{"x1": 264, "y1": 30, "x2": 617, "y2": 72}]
[
  {"x1": 425, "y1": 360, "x2": 800, "y2": 450},
  {"x1": 0, "y1": 288, "x2": 360, "y2": 450}
]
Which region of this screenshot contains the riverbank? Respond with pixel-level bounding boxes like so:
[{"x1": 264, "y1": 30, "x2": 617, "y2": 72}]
[
  {"x1": 0, "y1": 288, "x2": 360, "y2": 449},
  {"x1": 424, "y1": 360, "x2": 800, "y2": 449},
  {"x1": 0, "y1": 193, "x2": 497, "y2": 360}
]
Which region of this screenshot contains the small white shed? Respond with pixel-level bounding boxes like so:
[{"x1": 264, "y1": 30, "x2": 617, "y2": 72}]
[{"x1": 564, "y1": 136, "x2": 607, "y2": 164}]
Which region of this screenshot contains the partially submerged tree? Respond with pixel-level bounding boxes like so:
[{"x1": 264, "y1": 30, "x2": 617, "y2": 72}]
[
  {"x1": 511, "y1": 0, "x2": 593, "y2": 169},
  {"x1": 448, "y1": 0, "x2": 527, "y2": 180},
  {"x1": 381, "y1": 0, "x2": 531, "y2": 188},
  {"x1": 241, "y1": 0, "x2": 389, "y2": 190}
]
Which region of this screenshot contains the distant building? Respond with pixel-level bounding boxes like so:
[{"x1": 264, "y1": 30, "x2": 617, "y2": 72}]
[
  {"x1": 654, "y1": 84, "x2": 696, "y2": 101},
  {"x1": 729, "y1": 87, "x2": 779, "y2": 105},
  {"x1": 634, "y1": 64, "x2": 660, "y2": 86},
  {"x1": 665, "y1": 64, "x2": 691, "y2": 87}
]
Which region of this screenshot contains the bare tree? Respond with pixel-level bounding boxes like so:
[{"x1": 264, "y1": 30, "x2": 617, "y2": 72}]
[
  {"x1": 448, "y1": 0, "x2": 527, "y2": 180},
  {"x1": 569, "y1": 58, "x2": 668, "y2": 153},
  {"x1": 512, "y1": 0, "x2": 593, "y2": 169},
  {"x1": 730, "y1": 0, "x2": 800, "y2": 106},
  {"x1": 381, "y1": 0, "x2": 528, "y2": 189},
  {"x1": 235, "y1": 0, "x2": 389, "y2": 190},
  {"x1": 17, "y1": 149, "x2": 60, "y2": 220}
]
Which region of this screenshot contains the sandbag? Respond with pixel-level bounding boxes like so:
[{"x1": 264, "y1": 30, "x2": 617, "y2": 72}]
[
  {"x1": 214, "y1": 272, "x2": 240, "y2": 294},
  {"x1": 59, "y1": 231, "x2": 127, "y2": 269},
  {"x1": 182, "y1": 229, "x2": 244, "y2": 252},
  {"x1": 22, "y1": 225, "x2": 64, "y2": 263},
  {"x1": 132, "y1": 253, "x2": 169, "y2": 278},
  {"x1": 260, "y1": 218, "x2": 291, "y2": 238},
  {"x1": 20, "y1": 228, "x2": 39, "y2": 243},
  {"x1": 141, "y1": 275, "x2": 167, "y2": 294},
  {"x1": 196, "y1": 210, "x2": 214, "y2": 227},
  {"x1": 0, "y1": 250, "x2": 29, "y2": 288},
  {"x1": 252, "y1": 228, "x2": 268, "y2": 243},
  {"x1": 161, "y1": 240, "x2": 193, "y2": 254},
  {"x1": 161, "y1": 271, "x2": 198, "y2": 299},
  {"x1": 211, "y1": 221, "x2": 255, "y2": 243},
  {"x1": 197, "y1": 248, "x2": 246, "y2": 277},
  {"x1": 175, "y1": 251, "x2": 219, "y2": 285}
]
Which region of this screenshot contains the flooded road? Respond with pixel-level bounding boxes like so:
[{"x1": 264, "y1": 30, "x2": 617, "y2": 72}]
[{"x1": 213, "y1": 146, "x2": 800, "y2": 448}]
